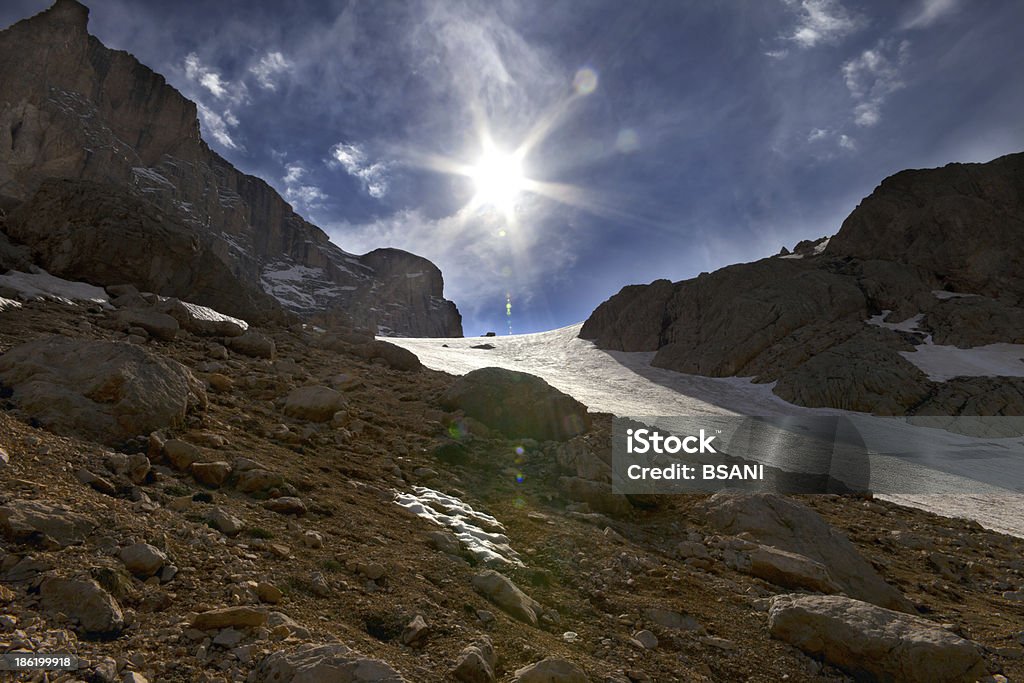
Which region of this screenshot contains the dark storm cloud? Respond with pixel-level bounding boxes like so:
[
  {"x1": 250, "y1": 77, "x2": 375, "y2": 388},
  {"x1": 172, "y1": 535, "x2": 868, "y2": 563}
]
[{"x1": 2, "y1": 0, "x2": 1022, "y2": 335}]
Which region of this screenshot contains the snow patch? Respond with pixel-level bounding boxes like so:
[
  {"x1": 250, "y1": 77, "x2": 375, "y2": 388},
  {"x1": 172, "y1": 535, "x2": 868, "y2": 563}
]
[
  {"x1": 386, "y1": 324, "x2": 1024, "y2": 538},
  {"x1": 900, "y1": 343, "x2": 1024, "y2": 382},
  {"x1": 0, "y1": 269, "x2": 110, "y2": 307},
  {"x1": 867, "y1": 310, "x2": 926, "y2": 334},
  {"x1": 779, "y1": 253, "x2": 803, "y2": 260},
  {"x1": 0, "y1": 297, "x2": 22, "y2": 312},
  {"x1": 933, "y1": 290, "x2": 981, "y2": 301},
  {"x1": 395, "y1": 487, "x2": 522, "y2": 566}
]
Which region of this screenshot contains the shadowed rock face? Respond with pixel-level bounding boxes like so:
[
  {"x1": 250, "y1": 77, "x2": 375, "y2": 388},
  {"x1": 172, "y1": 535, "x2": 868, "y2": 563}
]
[
  {"x1": 581, "y1": 152, "x2": 1024, "y2": 415},
  {"x1": 0, "y1": 0, "x2": 462, "y2": 337}
]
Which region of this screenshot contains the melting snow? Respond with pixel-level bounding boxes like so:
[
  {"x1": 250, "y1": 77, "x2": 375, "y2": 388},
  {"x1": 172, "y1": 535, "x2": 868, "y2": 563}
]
[
  {"x1": 0, "y1": 269, "x2": 110, "y2": 307},
  {"x1": 395, "y1": 487, "x2": 523, "y2": 566},
  {"x1": 867, "y1": 310, "x2": 926, "y2": 334},
  {"x1": 900, "y1": 343, "x2": 1024, "y2": 382},
  {"x1": 387, "y1": 324, "x2": 1024, "y2": 537}
]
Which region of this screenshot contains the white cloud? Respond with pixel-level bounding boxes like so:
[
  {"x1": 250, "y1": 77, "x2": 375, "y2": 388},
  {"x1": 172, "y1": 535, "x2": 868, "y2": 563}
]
[
  {"x1": 806, "y1": 127, "x2": 856, "y2": 152},
  {"x1": 784, "y1": 0, "x2": 865, "y2": 48},
  {"x1": 327, "y1": 142, "x2": 389, "y2": 198},
  {"x1": 184, "y1": 53, "x2": 249, "y2": 105},
  {"x1": 807, "y1": 127, "x2": 829, "y2": 142},
  {"x1": 903, "y1": 0, "x2": 960, "y2": 29},
  {"x1": 841, "y1": 40, "x2": 910, "y2": 127},
  {"x1": 196, "y1": 103, "x2": 239, "y2": 149},
  {"x1": 250, "y1": 51, "x2": 292, "y2": 91},
  {"x1": 281, "y1": 163, "x2": 327, "y2": 212},
  {"x1": 765, "y1": 49, "x2": 790, "y2": 59}
]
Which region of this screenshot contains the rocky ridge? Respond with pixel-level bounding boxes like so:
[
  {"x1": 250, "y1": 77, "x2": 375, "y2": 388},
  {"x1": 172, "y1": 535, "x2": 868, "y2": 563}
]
[
  {"x1": 0, "y1": 0, "x2": 462, "y2": 336},
  {"x1": 580, "y1": 152, "x2": 1024, "y2": 415}
]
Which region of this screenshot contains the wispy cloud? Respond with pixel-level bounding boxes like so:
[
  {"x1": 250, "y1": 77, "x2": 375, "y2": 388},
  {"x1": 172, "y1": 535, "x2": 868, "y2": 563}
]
[
  {"x1": 903, "y1": 0, "x2": 960, "y2": 29},
  {"x1": 784, "y1": 0, "x2": 866, "y2": 48},
  {"x1": 196, "y1": 103, "x2": 240, "y2": 149},
  {"x1": 281, "y1": 163, "x2": 327, "y2": 213},
  {"x1": 327, "y1": 142, "x2": 390, "y2": 199},
  {"x1": 842, "y1": 39, "x2": 910, "y2": 126},
  {"x1": 250, "y1": 51, "x2": 292, "y2": 91},
  {"x1": 806, "y1": 127, "x2": 856, "y2": 152},
  {"x1": 184, "y1": 52, "x2": 249, "y2": 105}
]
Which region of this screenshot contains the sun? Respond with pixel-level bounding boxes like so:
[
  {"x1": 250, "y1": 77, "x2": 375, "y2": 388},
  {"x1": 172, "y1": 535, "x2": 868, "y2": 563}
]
[{"x1": 468, "y1": 144, "x2": 525, "y2": 212}]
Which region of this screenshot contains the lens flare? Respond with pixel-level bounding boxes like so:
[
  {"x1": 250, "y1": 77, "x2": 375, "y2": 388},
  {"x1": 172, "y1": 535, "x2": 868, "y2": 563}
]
[{"x1": 572, "y1": 67, "x2": 598, "y2": 96}]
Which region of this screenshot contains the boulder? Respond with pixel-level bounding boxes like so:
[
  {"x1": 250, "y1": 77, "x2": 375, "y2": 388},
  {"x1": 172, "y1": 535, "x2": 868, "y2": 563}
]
[
  {"x1": 191, "y1": 460, "x2": 231, "y2": 487},
  {"x1": 513, "y1": 658, "x2": 587, "y2": 683},
  {"x1": 283, "y1": 386, "x2": 347, "y2": 422},
  {"x1": 39, "y1": 576, "x2": 124, "y2": 637},
  {"x1": 207, "y1": 508, "x2": 244, "y2": 537},
  {"x1": 471, "y1": 570, "x2": 542, "y2": 626},
  {"x1": 452, "y1": 638, "x2": 496, "y2": 683},
  {"x1": 440, "y1": 368, "x2": 591, "y2": 441},
  {"x1": 355, "y1": 340, "x2": 422, "y2": 371},
  {"x1": 163, "y1": 439, "x2": 201, "y2": 471},
  {"x1": 248, "y1": 642, "x2": 405, "y2": 682},
  {"x1": 0, "y1": 500, "x2": 96, "y2": 546},
  {"x1": 734, "y1": 543, "x2": 841, "y2": 594},
  {"x1": 0, "y1": 336, "x2": 206, "y2": 446},
  {"x1": 768, "y1": 594, "x2": 989, "y2": 683},
  {"x1": 226, "y1": 331, "x2": 276, "y2": 359},
  {"x1": 156, "y1": 298, "x2": 247, "y2": 337},
  {"x1": 701, "y1": 493, "x2": 911, "y2": 611},
  {"x1": 116, "y1": 309, "x2": 179, "y2": 341},
  {"x1": 236, "y1": 468, "x2": 284, "y2": 493},
  {"x1": 119, "y1": 543, "x2": 167, "y2": 578}
]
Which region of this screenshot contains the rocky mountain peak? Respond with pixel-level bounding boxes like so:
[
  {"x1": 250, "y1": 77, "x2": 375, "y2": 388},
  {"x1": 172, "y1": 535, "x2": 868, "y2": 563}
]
[
  {"x1": 29, "y1": 0, "x2": 89, "y2": 31},
  {"x1": 0, "y1": 0, "x2": 462, "y2": 337}
]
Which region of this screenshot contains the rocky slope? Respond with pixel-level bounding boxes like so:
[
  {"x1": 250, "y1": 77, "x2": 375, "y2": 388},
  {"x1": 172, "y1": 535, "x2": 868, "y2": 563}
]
[
  {"x1": 581, "y1": 152, "x2": 1024, "y2": 415},
  {"x1": 0, "y1": 290, "x2": 1022, "y2": 682},
  {"x1": 0, "y1": 290, "x2": 1019, "y2": 683},
  {"x1": 0, "y1": 0, "x2": 462, "y2": 336}
]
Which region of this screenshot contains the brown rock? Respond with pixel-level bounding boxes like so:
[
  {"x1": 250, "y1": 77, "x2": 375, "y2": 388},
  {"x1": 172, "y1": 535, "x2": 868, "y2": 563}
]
[
  {"x1": 192, "y1": 606, "x2": 267, "y2": 630},
  {"x1": 39, "y1": 576, "x2": 124, "y2": 637},
  {"x1": 0, "y1": 336, "x2": 206, "y2": 446},
  {"x1": 191, "y1": 460, "x2": 231, "y2": 487},
  {"x1": 768, "y1": 594, "x2": 988, "y2": 683}
]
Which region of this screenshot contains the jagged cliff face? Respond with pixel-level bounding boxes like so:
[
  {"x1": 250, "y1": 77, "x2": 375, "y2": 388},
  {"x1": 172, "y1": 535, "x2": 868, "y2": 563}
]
[
  {"x1": 0, "y1": 0, "x2": 463, "y2": 336},
  {"x1": 581, "y1": 152, "x2": 1024, "y2": 415}
]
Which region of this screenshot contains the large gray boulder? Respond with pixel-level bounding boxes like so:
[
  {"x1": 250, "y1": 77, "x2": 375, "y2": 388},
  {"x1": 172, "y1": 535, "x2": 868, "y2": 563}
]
[
  {"x1": 768, "y1": 594, "x2": 989, "y2": 683},
  {"x1": 39, "y1": 576, "x2": 124, "y2": 638},
  {"x1": 283, "y1": 386, "x2": 347, "y2": 422},
  {"x1": 0, "y1": 500, "x2": 96, "y2": 546},
  {"x1": 247, "y1": 643, "x2": 405, "y2": 682},
  {"x1": 701, "y1": 493, "x2": 912, "y2": 611},
  {"x1": 0, "y1": 336, "x2": 206, "y2": 446},
  {"x1": 440, "y1": 368, "x2": 590, "y2": 441}
]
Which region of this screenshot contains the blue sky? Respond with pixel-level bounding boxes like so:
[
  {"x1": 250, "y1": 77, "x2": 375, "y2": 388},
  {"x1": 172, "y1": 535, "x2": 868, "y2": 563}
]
[{"x1": 4, "y1": 0, "x2": 1023, "y2": 335}]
